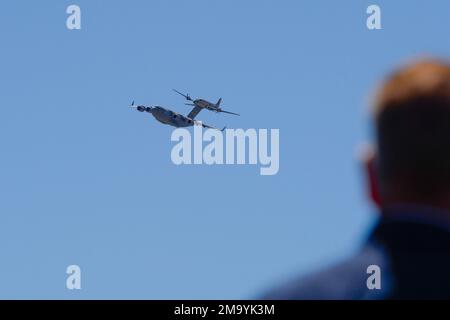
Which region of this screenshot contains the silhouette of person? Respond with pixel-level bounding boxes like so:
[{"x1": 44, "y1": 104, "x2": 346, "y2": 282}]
[{"x1": 262, "y1": 59, "x2": 450, "y2": 299}]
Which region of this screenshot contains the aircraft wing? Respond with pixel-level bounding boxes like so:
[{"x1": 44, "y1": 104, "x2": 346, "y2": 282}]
[
  {"x1": 200, "y1": 122, "x2": 226, "y2": 131},
  {"x1": 219, "y1": 109, "x2": 240, "y2": 116},
  {"x1": 187, "y1": 106, "x2": 203, "y2": 119}
]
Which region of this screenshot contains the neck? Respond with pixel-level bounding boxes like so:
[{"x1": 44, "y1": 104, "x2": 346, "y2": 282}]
[
  {"x1": 381, "y1": 189, "x2": 450, "y2": 213},
  {"x1": 380, "y1": 203, "x2": 450, "y2": 224}
]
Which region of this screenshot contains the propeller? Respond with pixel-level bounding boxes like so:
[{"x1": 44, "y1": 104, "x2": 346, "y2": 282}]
[{"x1": 173, "y1": 89, "x2": 192, "y2": 101}]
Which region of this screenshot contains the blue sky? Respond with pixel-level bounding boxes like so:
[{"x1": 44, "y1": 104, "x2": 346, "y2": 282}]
[{"x1": 0, "y1": 0, "x2": 449, "y2": 299}]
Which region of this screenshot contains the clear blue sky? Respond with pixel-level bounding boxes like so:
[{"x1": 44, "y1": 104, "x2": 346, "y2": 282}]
[{"x1": 0, "y1": 0, "x2": 449, "y2": 299}]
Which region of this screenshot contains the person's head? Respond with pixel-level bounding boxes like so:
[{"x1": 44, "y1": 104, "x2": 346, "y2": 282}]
[{"x1": 365, "y1": 59, "x2": 450, "y2": 212}]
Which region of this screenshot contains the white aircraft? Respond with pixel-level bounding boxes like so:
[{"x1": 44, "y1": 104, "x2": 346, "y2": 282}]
[{"x1": 130, "y1": 101, "x2": 225, "y2": 131}]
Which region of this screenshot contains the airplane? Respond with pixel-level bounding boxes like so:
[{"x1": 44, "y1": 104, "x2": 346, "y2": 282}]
[
  {"x1": 130, "y1": 101, "x2": 225, "y2": 131},
  {"x1": 173, "y1": 89, "x2": 240, "y2": 117}
]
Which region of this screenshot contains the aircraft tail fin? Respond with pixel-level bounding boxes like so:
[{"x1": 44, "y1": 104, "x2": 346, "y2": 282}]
[{"x1": 216, "y1": 98, "x2": 222, "y2": 107}]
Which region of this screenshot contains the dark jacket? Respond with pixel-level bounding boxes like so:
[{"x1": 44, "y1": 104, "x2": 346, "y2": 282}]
[{"x1": 262, "y1": 214, "x2": 450, "y2": 299}]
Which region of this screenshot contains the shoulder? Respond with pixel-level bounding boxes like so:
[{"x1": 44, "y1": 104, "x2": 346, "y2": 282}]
[{"x1": 260, "y1": 244, "x2": 393, "y2": 300}]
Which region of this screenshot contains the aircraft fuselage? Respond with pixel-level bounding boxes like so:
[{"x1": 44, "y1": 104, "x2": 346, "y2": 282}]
[
  {"x1": 194, "y1": 99, "x2": 219, "y2": 111},
  {"x1": 151, "y1": 106, "x2": 195, "y2": 128},
  {"x1": 138, "y1": 106, "x2": 194, "y2": 128}
]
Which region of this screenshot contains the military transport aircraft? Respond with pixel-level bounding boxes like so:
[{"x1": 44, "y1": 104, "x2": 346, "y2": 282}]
[
  {"x1": 130, "y1": 101, "x2": 225, "y2": 131},
  {"x1": 173, "y1": 89, "x2": 240, "y2": 117}
]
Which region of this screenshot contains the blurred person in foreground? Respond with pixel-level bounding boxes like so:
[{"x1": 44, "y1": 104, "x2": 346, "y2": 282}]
[{"x1": 263, "y1": 58, "x2": 450, "y2": 299}]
